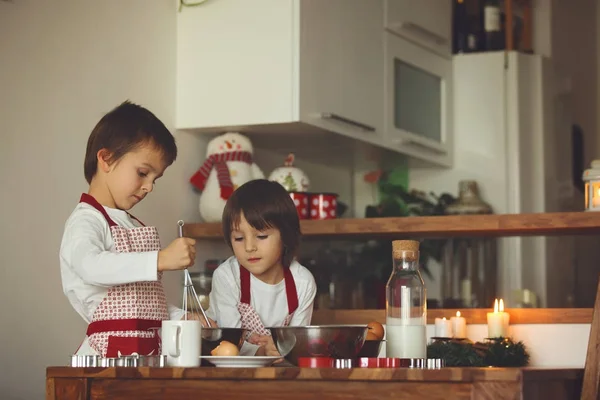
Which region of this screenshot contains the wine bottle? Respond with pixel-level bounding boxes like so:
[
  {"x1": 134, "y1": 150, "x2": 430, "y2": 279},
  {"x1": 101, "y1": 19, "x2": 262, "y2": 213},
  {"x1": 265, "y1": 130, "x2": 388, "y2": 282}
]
[
  {"x1": 452, "y1": 0, "x2": 468, "y2": 53},
  {"x1": 483, "y1": 0, "x2": 503, "y2": 51}
]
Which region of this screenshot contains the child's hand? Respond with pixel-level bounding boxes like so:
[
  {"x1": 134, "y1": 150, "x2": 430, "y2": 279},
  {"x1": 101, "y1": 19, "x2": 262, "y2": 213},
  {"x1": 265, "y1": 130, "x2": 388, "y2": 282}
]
[
  {"x1": 249, "y1": 334, "x2": 281, "y2": 357},
  {"x1": 247, "y1": 333, "x2": 262, "y2": 345},
  {"x1": 182, "y1": 312, "x2": 218, "y2": 328},
  {"x1": 158, "y1": 237, "x2": 196, "y2": 271}
]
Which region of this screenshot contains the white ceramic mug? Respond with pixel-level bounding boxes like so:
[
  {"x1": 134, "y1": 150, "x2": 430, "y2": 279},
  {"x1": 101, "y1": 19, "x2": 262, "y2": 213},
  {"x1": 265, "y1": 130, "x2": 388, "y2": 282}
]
[{"x1": 161, "y1": 320, "x2": 201, "y2": 367}]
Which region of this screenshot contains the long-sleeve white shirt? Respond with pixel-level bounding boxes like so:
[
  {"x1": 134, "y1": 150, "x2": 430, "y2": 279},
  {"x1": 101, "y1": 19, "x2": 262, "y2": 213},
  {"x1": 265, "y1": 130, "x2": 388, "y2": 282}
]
[
  {"x1": 59, "y1": 202, "x2": 184, "y2": 325},
  {"x1": 206, "y1": 256, "x2": 317, "y2": 329}
]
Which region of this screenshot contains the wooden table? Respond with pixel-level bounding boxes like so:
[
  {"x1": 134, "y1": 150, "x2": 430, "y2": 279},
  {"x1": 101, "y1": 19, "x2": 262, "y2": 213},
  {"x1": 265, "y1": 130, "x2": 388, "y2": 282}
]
[{"x1": 46, "y1": 366, "x2": 583, "y2": 400}]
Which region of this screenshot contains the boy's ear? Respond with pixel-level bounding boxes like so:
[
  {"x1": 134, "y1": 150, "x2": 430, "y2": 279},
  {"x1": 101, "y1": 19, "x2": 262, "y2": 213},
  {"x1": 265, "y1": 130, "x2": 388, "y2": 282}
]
[{"x1": 97, "y1": 149, "x2": 114, "y2": 172}]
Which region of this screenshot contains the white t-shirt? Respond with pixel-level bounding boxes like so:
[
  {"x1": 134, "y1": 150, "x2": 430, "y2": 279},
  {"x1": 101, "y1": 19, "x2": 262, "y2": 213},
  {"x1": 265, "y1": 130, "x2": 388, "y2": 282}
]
[
  {"x1": 59, "y1": 201, "x2": 184, "y2": 325},
  {"x1": 206, "y1": 256, "x2": 317, "y2": 329}
]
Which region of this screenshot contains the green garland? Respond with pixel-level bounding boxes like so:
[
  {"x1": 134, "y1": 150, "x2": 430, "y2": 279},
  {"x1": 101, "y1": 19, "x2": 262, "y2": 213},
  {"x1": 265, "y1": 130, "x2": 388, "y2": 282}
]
[{"x1": 426, "y1": 337, "x2": 530, "y2": 367}]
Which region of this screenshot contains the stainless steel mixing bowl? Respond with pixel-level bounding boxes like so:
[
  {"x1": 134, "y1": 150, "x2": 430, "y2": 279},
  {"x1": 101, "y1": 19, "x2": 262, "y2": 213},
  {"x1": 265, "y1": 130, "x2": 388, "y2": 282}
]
[{"x1": 268, "y1": 325, "x2": 368, "y2": 366}]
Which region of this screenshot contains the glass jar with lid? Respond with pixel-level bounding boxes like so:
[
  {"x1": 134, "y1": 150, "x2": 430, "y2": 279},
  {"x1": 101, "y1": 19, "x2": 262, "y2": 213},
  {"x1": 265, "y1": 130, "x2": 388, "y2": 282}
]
[{"x1": 385, "y1": 240, "x2": 427, "y2": 358}]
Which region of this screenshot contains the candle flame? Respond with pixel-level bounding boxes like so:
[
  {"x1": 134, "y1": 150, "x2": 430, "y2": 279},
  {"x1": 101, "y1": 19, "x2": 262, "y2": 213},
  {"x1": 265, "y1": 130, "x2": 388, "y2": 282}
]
[
  {"x1": 442, "y1": 317, "x2": 446, "y2": 320},
  {"x1": 456, "y1": 311, "x2": 461, "y2": 317},
  {"x1": 493, "y1": 298, "x2": 505, "y2": 312}
]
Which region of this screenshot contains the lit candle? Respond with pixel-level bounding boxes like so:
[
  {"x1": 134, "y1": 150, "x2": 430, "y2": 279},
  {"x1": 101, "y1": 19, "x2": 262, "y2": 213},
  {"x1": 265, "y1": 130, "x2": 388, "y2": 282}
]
[
  {"x1": 450, "y1": 311, "x2": 467, "y2": 338},
  {"x1": 486, "y1": 298, "x2": 510, "y2": 338},
  {"x1": 594, "y1": 185, "x2": 600, "y2": 208},
  {"x1": 434, "y1": 317, "x2": 452, "y2": 338}
]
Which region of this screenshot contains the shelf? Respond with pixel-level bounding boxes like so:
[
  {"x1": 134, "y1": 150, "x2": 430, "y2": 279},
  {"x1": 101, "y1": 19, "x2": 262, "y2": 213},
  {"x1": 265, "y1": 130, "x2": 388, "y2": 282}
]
[
  {"x1": 311, "y1": 308, "x2": 593, "y2": 325},
  {"x1": 182, "y1": 211, "x2": 600, "y2": 240}
]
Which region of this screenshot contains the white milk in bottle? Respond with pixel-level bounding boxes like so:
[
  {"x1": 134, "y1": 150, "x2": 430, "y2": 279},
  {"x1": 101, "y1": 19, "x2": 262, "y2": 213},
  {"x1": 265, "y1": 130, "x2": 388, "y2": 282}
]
[{"x1": 385, "y1": 240, "x2": 427, "y2": 359}]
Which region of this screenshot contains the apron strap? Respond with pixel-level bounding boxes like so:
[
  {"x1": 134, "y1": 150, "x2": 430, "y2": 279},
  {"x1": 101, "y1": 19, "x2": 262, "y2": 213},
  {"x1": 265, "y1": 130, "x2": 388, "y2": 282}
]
[
  {"x1": 127, "y1": 213, "x2": 146, "y2": 227},
  {"x1": 283, "y1": 267, "x2": 299, "y2": 314},
  {"x1": 239, "y1": 264, "x2": 299, "y2": 314},
  {"x1": 80, "y1": 193, "x2": 146, "y2": 227},
  {"x1": 80, "y1": 193, "x2": 117, "y2": 227},
  {"x1": 240, "y1": 264, "x2": 251, "y2": 304}
]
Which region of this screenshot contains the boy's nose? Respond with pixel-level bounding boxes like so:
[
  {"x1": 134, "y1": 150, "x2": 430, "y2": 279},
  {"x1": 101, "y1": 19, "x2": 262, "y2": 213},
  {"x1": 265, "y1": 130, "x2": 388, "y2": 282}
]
[
  {"x1": 245, "y1": 239, "x2": 257, "y2": 252},
  {"x1": 142, "y1": 182, "x2": 153, "y2": 193}
]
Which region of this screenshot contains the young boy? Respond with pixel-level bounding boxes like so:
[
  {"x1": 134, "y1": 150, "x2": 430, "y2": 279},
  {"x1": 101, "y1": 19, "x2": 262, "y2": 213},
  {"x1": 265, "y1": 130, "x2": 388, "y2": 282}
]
[
  {"x1": 60, "y1": 101, "x2": 197, "y2": 357},
  {"x1": 207, "y1": 179, "x2": 317, "y2": 356}
]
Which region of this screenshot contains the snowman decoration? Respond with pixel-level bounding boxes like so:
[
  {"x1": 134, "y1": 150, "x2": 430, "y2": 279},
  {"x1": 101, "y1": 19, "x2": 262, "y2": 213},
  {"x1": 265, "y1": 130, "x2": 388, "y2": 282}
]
[{"x1": 189, "y1": 132, "x2": 264, "y2": 222}]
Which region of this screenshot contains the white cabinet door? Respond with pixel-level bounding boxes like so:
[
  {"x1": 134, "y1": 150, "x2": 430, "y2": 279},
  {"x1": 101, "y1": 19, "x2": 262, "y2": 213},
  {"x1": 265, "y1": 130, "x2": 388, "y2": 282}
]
[
  {"x1": 340, "y1": 0, "x2": 384, "y2": 139},
  {"x1": 298, "y1": 0, "x2": 344, "y2": 125},
  {"x1": 300, "y1": 0, "x2": 384, "y2": 143},
  {"x1": 384, "y1": 0, "x2": 452, "y2": 56},
  {"x1": 176, "y1": 0, "x2": 297, "y2": 129}
]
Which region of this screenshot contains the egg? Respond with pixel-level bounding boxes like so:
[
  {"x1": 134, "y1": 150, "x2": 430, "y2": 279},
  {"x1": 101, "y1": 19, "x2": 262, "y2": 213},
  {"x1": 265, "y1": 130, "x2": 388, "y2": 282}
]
[
  {"x1": 366, "y1": 331, "x2": 380, "y2": 341},
  {"x1": 210, "y1": 340, "x2": 240, "y2": 356},
  {"x1": 366, "y1": 321, "x2": 385, "y2": 340}
]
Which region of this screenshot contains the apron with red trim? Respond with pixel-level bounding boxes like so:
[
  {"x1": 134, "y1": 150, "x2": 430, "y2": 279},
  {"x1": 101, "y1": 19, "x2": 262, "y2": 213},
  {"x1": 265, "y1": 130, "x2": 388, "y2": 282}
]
[
  {"x1": 236, "y1": 264, "x2": 298, "y2": 336},
  {"x1": 78, "y1": 193, "x2": 169, "y2": 357}
]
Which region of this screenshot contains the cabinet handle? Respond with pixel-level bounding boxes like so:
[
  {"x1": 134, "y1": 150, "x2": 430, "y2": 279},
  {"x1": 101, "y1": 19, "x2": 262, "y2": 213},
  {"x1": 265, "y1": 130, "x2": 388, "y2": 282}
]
[
  {"x1": 392, "y1": 138, "x2": 447, "y2": 154},
  {"x1": 387, "y1": 22, "x2": 448, "y2": 46},
  {"x1": 320, "y1": 112, "x2": 376, "y2": 132}
]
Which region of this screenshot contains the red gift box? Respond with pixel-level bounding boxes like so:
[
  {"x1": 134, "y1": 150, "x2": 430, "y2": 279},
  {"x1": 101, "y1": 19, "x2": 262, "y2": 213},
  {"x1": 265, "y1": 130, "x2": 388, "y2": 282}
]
[
  {"x1": 289, "y1": 192, "x2": 310, "y2": 220},
  {"x1": 309, "y1": 193, "x2": 338, "y2": 220}
]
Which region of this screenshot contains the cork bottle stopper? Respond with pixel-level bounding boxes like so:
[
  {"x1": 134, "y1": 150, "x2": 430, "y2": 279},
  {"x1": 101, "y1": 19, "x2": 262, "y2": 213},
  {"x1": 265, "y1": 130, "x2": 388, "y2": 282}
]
[{"x1": 392, "y1": 240, "x2": 420, "y2": 261}]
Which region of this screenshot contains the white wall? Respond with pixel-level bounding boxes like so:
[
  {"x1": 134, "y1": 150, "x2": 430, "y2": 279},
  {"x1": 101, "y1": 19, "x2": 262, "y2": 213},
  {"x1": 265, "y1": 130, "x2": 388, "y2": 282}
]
[{"x1": 0, "y1": 1, "x2": 208, "y2": 399}]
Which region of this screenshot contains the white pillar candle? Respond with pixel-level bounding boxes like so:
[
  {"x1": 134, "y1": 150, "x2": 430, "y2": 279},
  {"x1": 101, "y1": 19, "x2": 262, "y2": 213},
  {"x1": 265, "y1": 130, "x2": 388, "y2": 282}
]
[
  {"x1": 434, "y1": 317, "x2": 452, "y2": 338},
  {"x1": 450, "y1": 311, "x2": 467, "y2": 338},
  {"x1": 486, "y1": 298, "x2": 510, "y2": 338}
]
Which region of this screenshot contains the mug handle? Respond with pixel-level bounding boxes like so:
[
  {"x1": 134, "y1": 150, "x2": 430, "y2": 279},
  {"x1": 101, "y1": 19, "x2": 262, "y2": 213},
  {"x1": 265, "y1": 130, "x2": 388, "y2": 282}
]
[{"x1": 167, "y1": 325, "x2": 181, "y2": 357}]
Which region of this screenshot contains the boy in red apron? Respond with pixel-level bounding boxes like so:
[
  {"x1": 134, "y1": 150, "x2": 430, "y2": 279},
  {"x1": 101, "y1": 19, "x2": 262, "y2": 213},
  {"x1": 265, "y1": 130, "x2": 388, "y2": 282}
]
[
  {"x1": 206, "y1": 179, "x2": 317, "y2": 356},
  {"x1": 60, "y1": 101, "x2": 199, "y2": 357}
]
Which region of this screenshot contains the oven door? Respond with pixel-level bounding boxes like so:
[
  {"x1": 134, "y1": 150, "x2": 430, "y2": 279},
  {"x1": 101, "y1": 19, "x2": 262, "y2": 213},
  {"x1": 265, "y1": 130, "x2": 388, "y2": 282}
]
[{"x1": 384, "y1": 33, "x2": 453, "y2": 165}]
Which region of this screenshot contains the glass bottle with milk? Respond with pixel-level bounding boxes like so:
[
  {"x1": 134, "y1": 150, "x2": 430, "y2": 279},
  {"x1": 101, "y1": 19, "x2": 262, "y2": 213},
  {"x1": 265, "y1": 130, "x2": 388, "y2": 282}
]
[{"x1": 385, "y1": 240, "x2": 427, "y2": 358}]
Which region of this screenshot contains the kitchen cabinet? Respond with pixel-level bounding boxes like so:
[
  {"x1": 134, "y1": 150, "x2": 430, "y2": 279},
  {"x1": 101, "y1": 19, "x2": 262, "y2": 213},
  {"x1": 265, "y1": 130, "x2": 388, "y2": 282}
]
[
  {"x1": 177, "y1": 0, "x2": 383, "y2": 144},
  {"x1": 299, "y1": 0, "x2": 384, "y2": 144},
  {"x1": 384, "y1": 0, "x2": 452, "y2": 57},
  {"x1": 177, "y1": 0, "x2": 452, "y2": 167}
]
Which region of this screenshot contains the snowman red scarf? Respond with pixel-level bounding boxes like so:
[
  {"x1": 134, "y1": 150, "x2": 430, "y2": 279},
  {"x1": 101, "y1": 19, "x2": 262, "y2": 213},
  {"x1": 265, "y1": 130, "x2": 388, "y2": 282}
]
[{"x1": 189, "y1": 151, "x2": 253, "y2": 200}]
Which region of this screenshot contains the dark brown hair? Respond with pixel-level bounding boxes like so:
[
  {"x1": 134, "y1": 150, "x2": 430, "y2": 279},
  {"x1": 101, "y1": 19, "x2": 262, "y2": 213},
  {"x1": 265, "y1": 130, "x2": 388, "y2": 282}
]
[
  {"x1": 222, "y1": 179, "x2": 301, "y2": 268},
  {"x1": 83, "y1": 100, "x2": 177, "y2": 184}
]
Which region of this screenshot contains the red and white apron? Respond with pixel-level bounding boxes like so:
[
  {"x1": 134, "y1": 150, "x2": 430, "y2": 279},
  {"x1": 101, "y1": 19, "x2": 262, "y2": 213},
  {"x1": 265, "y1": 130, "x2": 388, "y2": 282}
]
[
  {"x1": 236, "y1": 264, "x2": 298, "y2": 336},
  {"x1": 76, "y1": 193, "x2": 169, "y2": 357}
]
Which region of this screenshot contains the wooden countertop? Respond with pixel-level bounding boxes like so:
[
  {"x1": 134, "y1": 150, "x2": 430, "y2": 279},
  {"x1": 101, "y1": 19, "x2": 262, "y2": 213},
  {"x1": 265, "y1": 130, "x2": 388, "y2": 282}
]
[
  {"x1": 47, "y1": 366, "x2": 582, "y2": 381},
  {"x1": 47, "y1": 366, "x2": 584, "y2": 400}
]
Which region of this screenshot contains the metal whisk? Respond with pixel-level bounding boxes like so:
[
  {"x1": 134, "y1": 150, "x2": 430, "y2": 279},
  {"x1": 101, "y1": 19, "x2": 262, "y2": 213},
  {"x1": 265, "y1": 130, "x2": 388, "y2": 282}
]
[{"x1": 178, "y1": 220, "x2": 212, "y2": 327}]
